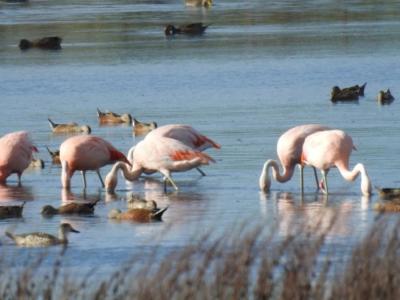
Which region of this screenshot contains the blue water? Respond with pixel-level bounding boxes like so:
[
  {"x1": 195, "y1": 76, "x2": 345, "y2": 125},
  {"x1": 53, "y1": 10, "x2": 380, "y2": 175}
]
[{"x1": 1, "y1": 0, "x2": 400, "y2": 274}]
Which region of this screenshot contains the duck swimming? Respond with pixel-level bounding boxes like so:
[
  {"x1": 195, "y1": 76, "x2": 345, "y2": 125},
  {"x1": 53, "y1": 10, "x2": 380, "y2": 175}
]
[
  {"x1": 0, "y1": 202, "x2": 25, "y2": 218},
  {"x1": 19, "y1": 36, "x2": 62, "y2": 50},
  {"x1": 132, "y1": 118, "x2": 157, "y2": 136},
  {"x1": 97, "y1": 108, "x2": 132, "y2": 125},
  {"x1": 376, "y1": 187, "x2": 400, "y2": 200},
  {"x1": 48, "y1": 118, "x2": 91, "y2": 134},
  {"x1": 108, "y1": 206, "x2": 168, "y2": 223},
  {"x1": 377, "y1": 89, "x2": 394, "y2": 105},
  {"x1": 164, "y1": 23, "x2": 208, "y2": 36},
  {"x1": 330, "y1": 86, "x2": 359, "y2": 102},
  {"x1": 5, "y1": 223, "x2": 79, "y2": 247},
  {"x1": 185, "y1": 0, "x2": 212, "y2": 8},
  {"x1": 41, "y1": 200, "x2": 100, "y2": 216}
]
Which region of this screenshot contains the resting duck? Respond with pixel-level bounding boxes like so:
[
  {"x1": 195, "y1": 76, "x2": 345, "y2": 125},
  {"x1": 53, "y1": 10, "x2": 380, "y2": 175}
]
[
  {"x1": 331, "y1": 86, "x2": 359, "y2": 102},
  {"x1": 5, "y1": 223, "x2": 79, "y2": 247},
  {"x1": 48, "y1": 118, "x2": 91, "y2": 134},
  {"x1": 377, "y1": 89, "x2": 394, "y2": 105},
  {"x1": 165, "y1": 23, "x2": 208, "y2": 36},
  {"x1": 133, "y1": 118, "x2": 157, "y2": 136},
  {"x1": 46, "y1": 146, "x2": 61, "y2": 164},
  {"x1": 185, "y1": 0, "x2": 212, "y2": 7},
  {"x1": 19, "y1": 36, "x2": 62, "y2": 50},
  {"x1": 0, "y1": 202, "x2": 25, "y2": 218},
  {"x1": 108, "y1": 206, "x2": 168, "y2": 223},
  {"x1": 41, "y1": 200, "x2": 100, "y2": 216},
  {"x1": 97, "y1": 108, "x2": 132, "y2": 125}
]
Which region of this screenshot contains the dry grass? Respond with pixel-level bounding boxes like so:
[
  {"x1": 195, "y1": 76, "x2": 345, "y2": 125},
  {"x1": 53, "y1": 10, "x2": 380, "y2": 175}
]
[{"x1": 0, "y1": 213, "x2": 398, "y2": 300}]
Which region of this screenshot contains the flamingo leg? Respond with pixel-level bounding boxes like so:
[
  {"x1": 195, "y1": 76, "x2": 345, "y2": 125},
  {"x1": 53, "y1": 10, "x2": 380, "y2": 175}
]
[
  {"x1": 162, "y1": 175, "x2": 178, "y2": 192},
  {"x1": 81, "y1": 171, "x2": 87, "y2": 188},
  {"x1": 313, "y1": 167, "x2": 319, "y2": 190},
  {"x1": 196, "y1": 167, "x2": 206, "y2": 176},
  {"x1": 298, "y1": 164, "x2": 304, "y2": 194},
  {"x1": 96, "y1": 169, "x2": 105, "y2": 188},
  {"x1": 321, "y1": 170, "x2": 328, "y2": 194}
]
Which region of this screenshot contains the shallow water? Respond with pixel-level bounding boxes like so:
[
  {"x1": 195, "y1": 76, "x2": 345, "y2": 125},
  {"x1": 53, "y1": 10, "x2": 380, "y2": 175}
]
[{"x1": 1, "y1": 0, "x2": 400, "y2": 273}]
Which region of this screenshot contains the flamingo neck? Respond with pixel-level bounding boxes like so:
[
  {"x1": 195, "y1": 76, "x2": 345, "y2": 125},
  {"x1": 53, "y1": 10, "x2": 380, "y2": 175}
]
[
  {"x1": 259, "y1": 160, "x2": 295, "y2": 192},
  {"x1": 337, "y1": 163, "x2": 372, "y2": 196},
  {"x1": 105, "y1": 162, "x2": 142, "y2": 192}
]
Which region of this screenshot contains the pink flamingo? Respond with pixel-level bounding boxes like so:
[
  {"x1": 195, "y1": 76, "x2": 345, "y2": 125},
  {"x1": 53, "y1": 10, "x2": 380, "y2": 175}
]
[
  {"x1": 301, "y1": 129, "x2": 371, "y2": 195},
  {"x1": 59, "y1": 135, "x2": 130, "y2": 189},
  {"x1": 106, "y1": 125, "x2": 219, "y2": 192},
  {"x1": 0, "y1": 131, "x2": 37, "y2": 184},
  {"x1": 259, "y1": 124, "x2": 330, "y2": 192},
  {"x1": 127, "y1": 124, "x2": 220, "y2": 176}
]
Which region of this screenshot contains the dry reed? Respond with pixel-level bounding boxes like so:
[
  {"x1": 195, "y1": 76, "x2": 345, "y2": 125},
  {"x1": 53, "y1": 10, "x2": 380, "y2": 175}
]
[{"x1": 0, "y1": 213, "x2": 398, "y2": 300}]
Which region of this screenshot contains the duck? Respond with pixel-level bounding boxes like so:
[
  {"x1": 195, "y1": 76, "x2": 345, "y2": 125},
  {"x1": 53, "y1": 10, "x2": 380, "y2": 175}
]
[
  {"x1": 340, "y1": 83, "x2": 367, "y2": 96},
  {"x1": 108, "y1": 206, "x2": 168, "y2": 223},
  {"x1": 374, "y1": 202, "x2": 400, "y2": 213},
  {"x1": 28, "y1": 157, "x2": 45, "y2": 169},
  {"x1": 132, "y1": 118, "x2": 157, "y2": 136},
  {"x1": 185, "y1": 0, "x2": 212, "y2": 8},
  {"x1": 41, "y1": 200, "x2": 100, "y2": 216},
  {"x1": 127, "y1": 196, "x2": 158, "y2": 211},
  {"x1": 164, "y1": 23, "x2": 208, "y2": 36},
  {"x1": 5, "y1": 223, "x2": 79, "y2": 247},
  {"x1": 377, "y1": 89, "x2": 394, "y2": 105},
  {"x1": 19, "y1": 36, "x2": 62, "y2": 50},
  {"x1": 46, "y1": 146, "x2": 61, "y2": 164},
  {"x1": 330, "y1": 86, "x2": 360, "y2": 102},
  {"x1": 97, "y1": 108, "x2": 132, "y2": 125},
  {"x1": 0, "y1": 202, "x2": 25, "y2": 218},
  {"x1": 375, "y1": 187, "x2": 400, "y2": 200},
  {"x1": 48, "y1": 118, "x2": 91, "y2": 134}
]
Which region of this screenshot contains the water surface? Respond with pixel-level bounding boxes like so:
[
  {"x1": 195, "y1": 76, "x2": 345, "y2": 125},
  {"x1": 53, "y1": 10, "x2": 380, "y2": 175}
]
[{"x1": 1, "y1": 0, "x2": 400, "y2": 273}]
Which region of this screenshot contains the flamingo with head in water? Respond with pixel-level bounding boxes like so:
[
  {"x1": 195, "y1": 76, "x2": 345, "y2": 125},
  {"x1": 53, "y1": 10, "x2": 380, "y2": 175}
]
[
  {"x1": 259, "y1": 124, "x2": 330, "y2": 193},
  {"x1": 59, "y1": 135, "x2": 130, "y2": 189},
  {"x1": 105, "y1": 124, "x2": 220, "y2": 192},
  {"x1": 301, "y1": 129, "x2": 371, "y2": 195}
]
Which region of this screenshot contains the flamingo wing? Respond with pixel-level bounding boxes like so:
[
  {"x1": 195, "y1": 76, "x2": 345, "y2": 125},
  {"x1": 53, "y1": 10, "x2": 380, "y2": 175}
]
[{"x1": 147, "y1": 124, "x2": 220, "y2": 151}]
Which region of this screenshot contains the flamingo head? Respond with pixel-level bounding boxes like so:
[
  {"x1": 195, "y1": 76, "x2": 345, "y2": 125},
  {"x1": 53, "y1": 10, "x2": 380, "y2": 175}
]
[{"x1": 259, "y1": 161, "x2": 272, "y2": 192}]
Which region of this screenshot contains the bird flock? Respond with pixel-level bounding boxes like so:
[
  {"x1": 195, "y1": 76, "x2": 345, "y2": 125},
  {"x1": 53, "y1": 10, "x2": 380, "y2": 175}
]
[{"x1": 4, "y1": 0, "x2": 396, "y2": 246}]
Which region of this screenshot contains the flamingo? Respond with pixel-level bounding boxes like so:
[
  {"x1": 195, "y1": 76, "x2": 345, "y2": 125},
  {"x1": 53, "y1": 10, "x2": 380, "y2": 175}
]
[
  {"x1": 301, "y1": 129, "x2": 371, "y2": 196},
  {"x1": 128, "y1": 124, "x2": 220, "y2": 176},
  {"x1": 59, "y1": 135, "x2": 130, "y2": 189},
  {"x1": 259, "y1": 124, "x2": 330, "y2": 193},
  {"x1": 0, "y1": 131, "x2": 38, "y2": 184},
  {"x1": 105, "y1": 125, "x2": 219, "y2": 192}
]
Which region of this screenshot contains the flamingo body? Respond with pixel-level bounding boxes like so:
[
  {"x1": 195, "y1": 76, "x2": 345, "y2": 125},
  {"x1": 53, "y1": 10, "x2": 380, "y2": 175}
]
[
  {"x1": 0, "y1": 131, "x2": 37, "y2": 183},
  {"x1": 148, "y1": 124, "x2": 221, "y2": 151},
  {"x1": 301, "y1": 129, "x2": 371, "y2": 195},
  {"x1": 60, "y1": 135, "x2": 129, "y2": 189},
  {"x1": 259, "y1": 124, "x2": 330, "y2": 192}
]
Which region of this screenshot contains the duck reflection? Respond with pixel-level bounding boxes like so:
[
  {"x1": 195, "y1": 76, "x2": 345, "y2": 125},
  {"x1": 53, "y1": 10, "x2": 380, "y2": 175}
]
[{"x1": 261, "y1": 192, "x2": 356, "y2": 237}]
